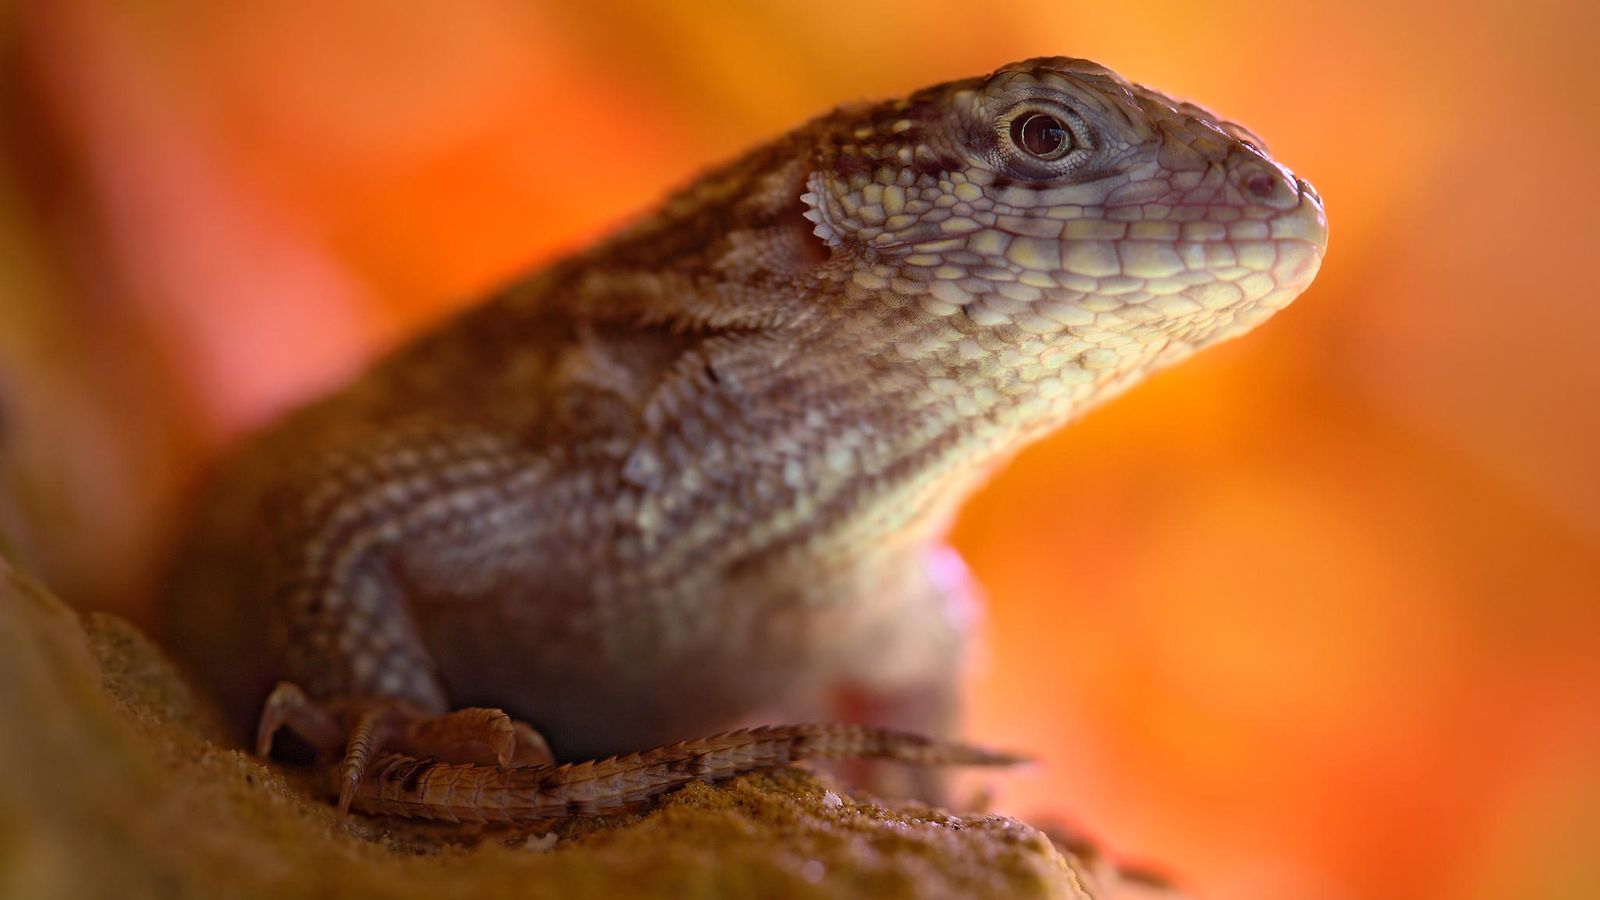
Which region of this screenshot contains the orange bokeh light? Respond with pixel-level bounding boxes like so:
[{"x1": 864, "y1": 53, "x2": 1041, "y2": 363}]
[{"x1": 3, "y1": 2, "x2": 1597, "y2": 899}]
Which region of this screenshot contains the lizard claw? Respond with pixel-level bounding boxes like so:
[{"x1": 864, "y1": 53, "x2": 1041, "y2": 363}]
[
  {"x1": 256, "y1": 681, "x2": 341, "y2": 758},
  {"x1": 253, "y1": 684, "x2": 555, "y2": 813}
]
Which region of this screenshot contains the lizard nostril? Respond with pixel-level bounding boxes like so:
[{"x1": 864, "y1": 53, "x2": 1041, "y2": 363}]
[
  {"x1": 1234, "y1": 160, "x2": 1300, "y2": 210},
  {"x1": 1245, "y1": 173, "x2": 1277, "y2": 199}
]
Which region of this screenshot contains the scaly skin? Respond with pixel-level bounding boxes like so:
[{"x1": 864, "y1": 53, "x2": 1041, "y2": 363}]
[
  {"x1": 162, "y1": 57, "x2": 1326, "y2": 823},
  {"x1": 353, "y1": 723, "x2": 1024, "y2": 824}
]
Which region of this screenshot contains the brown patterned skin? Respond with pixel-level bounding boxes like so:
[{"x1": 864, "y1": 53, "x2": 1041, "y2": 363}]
[
  {"x1": 351, "y1": 723, "x2": 1024, "y2": 824},
  {"x1": 161, "y1": 57, "x2": 1326, "y2": 812}
]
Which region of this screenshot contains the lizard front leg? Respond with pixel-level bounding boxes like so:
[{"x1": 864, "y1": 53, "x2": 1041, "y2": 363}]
[
  {"x1": 256, "y1": 682, "x2": 554, "y2": 810},
  {"x1": 253, "y1": 420, "x2": 562, "y2": 808}
]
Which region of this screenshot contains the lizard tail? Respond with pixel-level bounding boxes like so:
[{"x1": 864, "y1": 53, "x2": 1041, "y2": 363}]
[{"x1": 351, "y1": 722, "x2": 1028, "y2": 824}]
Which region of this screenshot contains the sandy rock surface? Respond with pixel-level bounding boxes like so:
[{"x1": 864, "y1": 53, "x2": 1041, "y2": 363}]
[{"x1": 0, "y1": 555, "x2": 1118, "y2": 899}]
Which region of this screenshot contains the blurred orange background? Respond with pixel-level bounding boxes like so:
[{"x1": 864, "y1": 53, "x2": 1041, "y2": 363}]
[{"x1": 2, "y1": 2, "x2": 1597, "y2": 898}]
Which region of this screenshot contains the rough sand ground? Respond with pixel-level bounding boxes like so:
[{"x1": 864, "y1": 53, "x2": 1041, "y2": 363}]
[{"x1": 0, "y1": 554, "x2": 1122, "y2": 899}]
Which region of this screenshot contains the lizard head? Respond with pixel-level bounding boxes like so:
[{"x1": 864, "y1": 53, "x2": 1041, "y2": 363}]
[{"x1": 801, "y1": 56, "x2": 1326, "y2": 395}]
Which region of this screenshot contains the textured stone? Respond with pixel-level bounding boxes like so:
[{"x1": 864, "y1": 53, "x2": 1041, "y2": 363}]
[{"x1": 0, "y1": 554, "x2": 1108, "y2": 900}]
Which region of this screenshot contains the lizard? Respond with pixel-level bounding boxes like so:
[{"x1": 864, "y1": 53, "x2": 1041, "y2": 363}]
[{"x1": 160, "y1": 56, "x2": 1327, "y2": 824}]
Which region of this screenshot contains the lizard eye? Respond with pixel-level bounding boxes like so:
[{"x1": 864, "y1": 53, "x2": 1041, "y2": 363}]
[
  {"x1": 995, "y1": 101, "x2": 1093, "y2": 180},
  {"x1": 1011, "y1": 113, "x2": 1070, "y2": 159}
]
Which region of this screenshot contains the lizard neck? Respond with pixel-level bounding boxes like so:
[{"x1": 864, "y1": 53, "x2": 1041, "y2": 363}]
[
  {"x1": 494, "y1": 190, "x2": 1186, "y2": 576},
  {"x1": 780, "y1": 282, "x2": 1175, "y2": 553},
  {"x1": 606, "y1": 266, "x2": 1174, "y2": 577}
]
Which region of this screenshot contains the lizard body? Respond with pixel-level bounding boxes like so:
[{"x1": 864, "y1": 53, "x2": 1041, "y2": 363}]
[{"x1": 162, "y1": 57, "x2": 1326, "y2": 819}]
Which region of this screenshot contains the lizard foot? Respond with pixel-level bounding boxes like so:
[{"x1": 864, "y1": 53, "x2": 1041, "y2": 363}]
[{"x1": 256, "y1": 681, "x2": 554, "y2": 813}]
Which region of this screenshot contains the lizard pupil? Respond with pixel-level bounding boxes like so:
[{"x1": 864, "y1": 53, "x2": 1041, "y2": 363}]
[{"x1": 1012, "y1": 113, "x2": 1070, "y2": 159}]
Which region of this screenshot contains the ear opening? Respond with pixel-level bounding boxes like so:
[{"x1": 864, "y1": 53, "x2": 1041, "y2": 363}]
[
  {"x1": 798, "y1": 171, "x2": 845, "y2": 250},
  {"x1": 747, "y1": 167, "x2": 833, "y2": 275},
  {"x1": 781, "y1": 182, "x2": 834, "y2": 267}
]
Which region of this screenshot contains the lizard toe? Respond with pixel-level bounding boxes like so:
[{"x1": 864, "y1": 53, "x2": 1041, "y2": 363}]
[{"x1": 399, "y1": 706, "x2": 555, "y2": 768}]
